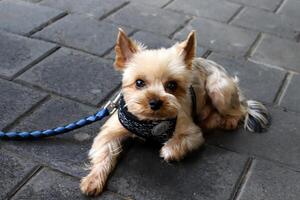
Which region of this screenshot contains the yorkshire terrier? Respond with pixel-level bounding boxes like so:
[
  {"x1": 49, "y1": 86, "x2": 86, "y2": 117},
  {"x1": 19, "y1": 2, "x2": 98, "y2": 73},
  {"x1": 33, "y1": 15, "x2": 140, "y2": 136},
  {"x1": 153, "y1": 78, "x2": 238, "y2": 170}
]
[{"x1": 80, "y1": 28, "x2": 270, "y2": 196}]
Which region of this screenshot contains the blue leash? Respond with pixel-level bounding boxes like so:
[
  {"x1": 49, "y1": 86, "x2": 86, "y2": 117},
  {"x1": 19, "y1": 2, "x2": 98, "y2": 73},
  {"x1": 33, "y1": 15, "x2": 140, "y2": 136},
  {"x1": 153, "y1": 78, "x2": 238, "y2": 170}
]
[{"x1": 0, "y1": 93, "x2": 121, "y2": 140}]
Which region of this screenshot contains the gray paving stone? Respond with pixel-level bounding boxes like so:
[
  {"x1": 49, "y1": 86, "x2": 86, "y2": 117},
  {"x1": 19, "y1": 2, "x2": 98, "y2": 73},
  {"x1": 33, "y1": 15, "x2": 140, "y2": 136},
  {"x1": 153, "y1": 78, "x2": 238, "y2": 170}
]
[
  {"x1": 174, "y1": 17, "x2": 258, "y2": 56},
  {"x1": 232, "y1": 7, "x2": 300, "y2": 40},
  {"x1": 1, "y1": 97, "x2": 103, "y2": 177},
  {"x1": 130, "y1": 0, "x2": 170, "y2": 7},
  {"x1": 0, "y1": 0, "x2": 65, "y2": 35},
  {"x1": 238, "y1": 160, "x2": 300, "y2": 200},
  {"x1": 207, "y1": 107, "x2": 300, "y2": 169},
  {"x1": 106, "y1": 30, "x2": 206, "y2": 59},
  {"x1": 17, "y1": 48, "x2": 120, "y2": 106},
  {"x1": 0, "y1": 148, "x2": 37, "y2": 199},
  {"x1": 229, "y1": 0, "x2": 282, "y2": 11},
  {"x1": 22, "y1": 0, "x2": 42, "y2": 3},
  {"x1": 34, "y1": 14, "x2": 133, "y2": 56},
  {"x1": 208, "y1": 53, "x2": 286, "y2": 103},
  {"x1": 12, "y1": 168, "x2": 125, "y2": 200},
  {"x1": 281, "y1": 74, "x2": 300, "y2": 112},
  {"x1": 166, "y1": 0, "x2": 241, "y2": 22},
  {"x1": 40, "y1": 0, "x2": 127, "y2": 19},
  {"x1": 250, "y1": 35, "x2": 300, "y2": 72},
  {"x1": 278, "y1": 0, "x2": 300, "y2": 18},
  {"x1": 108, "y1": 142, "x2": 247, "y2": 200},
  {"x1": 106, "y1": 3, "x2": 189, "y2": 36},
  {"x1": 0, "y1": 31, "x2": 57, "y2": 79},
  {"x1": 0, "y1": 79, "x2": 46, "y2": 130}
]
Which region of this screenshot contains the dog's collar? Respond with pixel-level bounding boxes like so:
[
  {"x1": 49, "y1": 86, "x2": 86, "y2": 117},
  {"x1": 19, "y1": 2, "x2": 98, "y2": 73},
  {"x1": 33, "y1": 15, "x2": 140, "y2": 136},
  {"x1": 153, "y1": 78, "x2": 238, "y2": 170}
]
[
  {"x1": 118, "y1": 86, "x2": 197, "y2": 143},
  {"x1": 118, "y1": 95, "x2": 177, "y2": 143}
]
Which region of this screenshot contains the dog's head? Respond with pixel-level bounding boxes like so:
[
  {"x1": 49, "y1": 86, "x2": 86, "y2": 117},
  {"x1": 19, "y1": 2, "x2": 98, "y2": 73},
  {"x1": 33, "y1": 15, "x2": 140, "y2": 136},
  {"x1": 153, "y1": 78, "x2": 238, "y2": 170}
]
[{"x1": 114, "y1": 28, "x2": 196, "y2": 120}]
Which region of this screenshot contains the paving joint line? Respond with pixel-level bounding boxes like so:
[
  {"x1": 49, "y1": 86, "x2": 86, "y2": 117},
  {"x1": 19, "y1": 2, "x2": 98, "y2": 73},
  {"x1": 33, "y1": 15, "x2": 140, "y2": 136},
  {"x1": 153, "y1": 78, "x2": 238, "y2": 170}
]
[
  {"x1": 2, "y1": 95, "x2": 51, "y2": 132},
  {"x1": 41, "y1": 166, "x2": 132, "y2": 199},
  {"x1": 229, "y1": 157, "x2": 253, "y2": 200},
  {"x1": 274, "y1": 0, "x2": 287, "y2": 13},
  {"x1": 248, "y1": 57, "x2": 299, "y2": 74},
  {"x1": 99, "y1": 1, "x2": 130, "y2": 21},
  {"x1": 11, "y1": 46, "x2": 61, "y2": 81},
  {"x1": 201, "y1": 50, "x2": 213, "y2": 59},
  {"x1": 208, "y1": 143, "x2": 300, "y2": 174},
  {"x1": 232, "y1": 22, "x2": 299, "y2": 42},
  {"x1": 100, "y1": 29, "x2": 138, "y2": 58},
  {"x1": 96, "y1": 83, "x2": 121, "y2": 108},
  {"x1": 226, "y1": 0, "x2": 279, "y2": 13},
  {"x1": 227, "y1": 6, "x2": 244, "y2": 24},
  {"x1": 7, "y1": 166, "x2": 44, "y2": 199},
  {"x1": 106, "y1": 191, "x2": 133, "y2": 200},
  {"x1": 26, "y1": 12, "x2": 68, "y2": 37},
  {"x1": 0, "y1": 76, "x2": 100, "y2": 109},
  {"x1": 245, "y1": 33, "x2": 263, "y2": 59},
  {"x1": 295, "y1": 33, "x2": 300, "y2": 43},
  {"x1": 168, "y1": 17, "x2": 193, "y2": 39},
  {"x1": 12, "y1": 79, "x2": 99, "y2": 108},
  {"x1": 30, "y1": 35, "x2": 113, "y2": 58},
  {"x1": 161, "y1": 0, "x2": 175, "y2": 8},
  {"x1": 273, "y1": 72, "x2": 293, "y2": 105}
]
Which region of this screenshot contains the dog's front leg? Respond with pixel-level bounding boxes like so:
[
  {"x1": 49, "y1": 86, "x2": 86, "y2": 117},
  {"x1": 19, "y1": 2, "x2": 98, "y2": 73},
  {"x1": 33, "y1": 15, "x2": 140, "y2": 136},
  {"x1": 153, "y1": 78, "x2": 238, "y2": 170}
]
[
  {"x1": 160, "y1": 112, "x2": 204, "y2": 162},
  {"x1": 80, "y1": 112, "x2": 129, "y2": 196}
]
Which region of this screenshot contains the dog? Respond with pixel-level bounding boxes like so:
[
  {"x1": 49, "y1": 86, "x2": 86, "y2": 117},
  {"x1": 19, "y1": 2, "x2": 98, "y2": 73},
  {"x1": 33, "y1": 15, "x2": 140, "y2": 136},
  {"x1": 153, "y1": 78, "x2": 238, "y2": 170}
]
[{"x1": 80, "y1": 28, "x2": 270, "y2": 196}]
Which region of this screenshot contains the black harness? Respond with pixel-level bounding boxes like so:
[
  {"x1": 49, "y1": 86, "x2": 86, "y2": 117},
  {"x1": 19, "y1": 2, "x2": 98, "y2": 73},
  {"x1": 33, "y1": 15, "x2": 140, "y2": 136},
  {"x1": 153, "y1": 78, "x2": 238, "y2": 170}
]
[{"x1": 118, "y1": 86, "x2": 197, "y2": 143}]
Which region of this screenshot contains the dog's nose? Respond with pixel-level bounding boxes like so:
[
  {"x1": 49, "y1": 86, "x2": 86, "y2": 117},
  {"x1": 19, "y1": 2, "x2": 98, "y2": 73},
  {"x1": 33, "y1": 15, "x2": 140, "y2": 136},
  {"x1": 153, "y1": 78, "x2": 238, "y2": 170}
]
[{"x1": 149, "y1": 99, "x2": 163, "y2": 110}]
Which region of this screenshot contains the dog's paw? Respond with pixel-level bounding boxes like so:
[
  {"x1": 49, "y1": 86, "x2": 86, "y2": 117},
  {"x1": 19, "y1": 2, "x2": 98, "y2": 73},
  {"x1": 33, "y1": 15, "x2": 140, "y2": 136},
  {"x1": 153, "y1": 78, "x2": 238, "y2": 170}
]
[
  {"x1": 160, "y1": 143, "x2": 183, "y2": 162},
  {"x1": 221, "y1": 116, "x2": 240, "y2": 130},
  {"x1": 80, "y1": 174, "x2": 104, "y2": 196}
]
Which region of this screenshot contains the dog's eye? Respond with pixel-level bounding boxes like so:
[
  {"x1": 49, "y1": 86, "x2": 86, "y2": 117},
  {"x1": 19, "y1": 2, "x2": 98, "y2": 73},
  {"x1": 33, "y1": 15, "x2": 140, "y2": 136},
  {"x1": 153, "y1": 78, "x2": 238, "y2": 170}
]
[
  {"x1": 135, "y1": 79, "x2": 145, "y2": 88},
  {"x1": 165, "y1": 81, "x2": 177, "y2": 91}
]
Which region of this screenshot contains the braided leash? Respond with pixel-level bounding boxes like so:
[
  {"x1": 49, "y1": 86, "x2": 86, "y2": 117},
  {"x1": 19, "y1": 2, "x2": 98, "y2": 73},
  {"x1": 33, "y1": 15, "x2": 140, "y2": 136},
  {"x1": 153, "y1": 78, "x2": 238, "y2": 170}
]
[{"x1": 0, "y1": 93, "x2": 121, "y2": 140}]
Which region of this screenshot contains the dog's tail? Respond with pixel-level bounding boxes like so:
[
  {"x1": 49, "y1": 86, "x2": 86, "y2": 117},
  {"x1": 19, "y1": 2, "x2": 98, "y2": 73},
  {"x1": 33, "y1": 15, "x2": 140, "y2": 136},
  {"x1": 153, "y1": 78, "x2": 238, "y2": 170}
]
[{"x1": 243, "y1": 100, "x2": 271, "y2": 133}]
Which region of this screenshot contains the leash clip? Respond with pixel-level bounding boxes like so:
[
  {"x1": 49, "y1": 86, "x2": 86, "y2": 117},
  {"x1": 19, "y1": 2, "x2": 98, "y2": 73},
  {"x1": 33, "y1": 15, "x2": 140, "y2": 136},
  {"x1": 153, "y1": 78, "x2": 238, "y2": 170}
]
[{"x1": 104, "y1": 92, "x2": 121, "y2": 115}]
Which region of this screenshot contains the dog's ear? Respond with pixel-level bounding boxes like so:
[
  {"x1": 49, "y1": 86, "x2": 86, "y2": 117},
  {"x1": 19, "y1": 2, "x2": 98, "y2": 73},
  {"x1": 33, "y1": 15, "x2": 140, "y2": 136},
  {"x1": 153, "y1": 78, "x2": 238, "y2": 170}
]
[
  {"x1": 114, "y1": 28, "x2": 138, "y2": 70},
  {"x1": 178, "y1": 31, "x2": 196, "y2": 69}
]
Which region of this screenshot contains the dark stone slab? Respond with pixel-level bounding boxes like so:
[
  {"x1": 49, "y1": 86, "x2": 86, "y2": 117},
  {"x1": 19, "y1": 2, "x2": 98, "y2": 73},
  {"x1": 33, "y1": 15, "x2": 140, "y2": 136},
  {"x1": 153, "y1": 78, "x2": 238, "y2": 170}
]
[
  {"x1": 238, "y1": 160, "x2": 300, "y2": 200},
  {"x1": 0, "y1": 79, "x2": 46, "y2": 130},
  {"x1": 106, "y1": 3, "x2": 189, "y2": 36},
  {"x1": 108, "y1": 142, "x2": 247, "y2": 200},
  {"x1": 40, "y1": 0, "x2": 127, "y2": 19},
  {"x1": 278, "y1": 0, "x2": 300, "y2": 18},
  {"x1": 106, "y1": 30, "x2": 206, "y2": 59},
  {"x1": 174, "y1": 17, "x2": 258, "y2": 56},
  {"x1": 0, "y1": 147, "x2": 37, "y2": 199},
  {"x1": 1, "y1": 97, "x2": 103, "y2": 177},
  {"x1": 250, "y1": 35, "x2": 300, "y2": 72},
  {"x1": 34, "y1": 15, "x2": 133, "y2": 56},
  {"x1": 0, "y1": 31, "x2": 57, "y2": 79},
  {"x1": 232, "y1": 7, "x2": 300, "y2": 40},
  {"x1": 166, "y1": 0, "x2": 241, "y2": 22},
  {"x1": 207, "y1": 107, "x2": 300, "y2": 169},
  {"x1": 17, "y1": 48, "x2": 120, "y2": 106},
  {"x1": 12, "y1": 168, "x2": 125, "y2": 200},
  {"x1": 229, "y1": 0, "x2": 282, "y2": 11},
  {"x1": 208, "y1": 53, "x2": 286, "y2": 103},
  {"x1": 281, "y1": 74, "x2": 300, "y2": 112},
  {"x1": 0, "y1": 0, "x2": 65, "y2": 35}
]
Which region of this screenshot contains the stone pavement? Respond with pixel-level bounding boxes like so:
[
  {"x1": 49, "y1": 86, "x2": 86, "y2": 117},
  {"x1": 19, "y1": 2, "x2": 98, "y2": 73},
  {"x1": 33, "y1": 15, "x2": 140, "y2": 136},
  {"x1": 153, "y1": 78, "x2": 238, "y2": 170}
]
[{"x1": 1, "y1": 0, "x2": 300, "y2": 199}]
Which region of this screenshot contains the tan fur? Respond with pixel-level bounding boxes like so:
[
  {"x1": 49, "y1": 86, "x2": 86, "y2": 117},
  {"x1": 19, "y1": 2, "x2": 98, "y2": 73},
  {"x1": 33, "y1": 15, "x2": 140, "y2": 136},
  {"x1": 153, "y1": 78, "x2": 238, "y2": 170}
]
[{"x1": 81, "y1": 29, "x2": 262, "y2": 196}]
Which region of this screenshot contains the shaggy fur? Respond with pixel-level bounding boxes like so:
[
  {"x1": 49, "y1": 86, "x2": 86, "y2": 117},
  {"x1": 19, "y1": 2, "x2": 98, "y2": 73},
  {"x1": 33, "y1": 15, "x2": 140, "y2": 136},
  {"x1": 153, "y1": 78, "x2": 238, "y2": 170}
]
[{"x1": 80, "y1": 28, "x2": 270, "y2": 196}]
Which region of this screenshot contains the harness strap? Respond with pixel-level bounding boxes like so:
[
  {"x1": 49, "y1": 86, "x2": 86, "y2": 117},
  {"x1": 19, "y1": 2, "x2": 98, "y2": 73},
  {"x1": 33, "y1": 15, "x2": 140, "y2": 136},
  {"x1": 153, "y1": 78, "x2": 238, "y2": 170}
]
[{"x1": 189, "y1": 86, "x2": 198, "y2": 123}]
